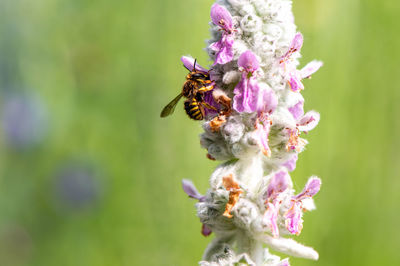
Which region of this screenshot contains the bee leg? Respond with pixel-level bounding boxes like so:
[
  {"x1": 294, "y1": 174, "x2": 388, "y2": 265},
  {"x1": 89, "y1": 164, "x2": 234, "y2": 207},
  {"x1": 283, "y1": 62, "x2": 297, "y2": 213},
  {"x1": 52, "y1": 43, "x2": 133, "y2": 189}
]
[
  {"x1": 199, "y1": 104, "x2": 206, "y2": 118},
  {"x1": 201, "y1": 101, "x2": 217, "y2": 111},
  {"x1": 197, "y1": 84, "x2": 214, "y2": 93}
]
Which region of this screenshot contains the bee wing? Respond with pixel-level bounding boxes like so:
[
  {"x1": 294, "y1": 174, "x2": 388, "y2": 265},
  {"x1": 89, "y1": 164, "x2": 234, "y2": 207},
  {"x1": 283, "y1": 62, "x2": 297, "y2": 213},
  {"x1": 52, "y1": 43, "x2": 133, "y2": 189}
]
[{"x1": 160, "y1": 93, "x2": 183, "y2": 117}]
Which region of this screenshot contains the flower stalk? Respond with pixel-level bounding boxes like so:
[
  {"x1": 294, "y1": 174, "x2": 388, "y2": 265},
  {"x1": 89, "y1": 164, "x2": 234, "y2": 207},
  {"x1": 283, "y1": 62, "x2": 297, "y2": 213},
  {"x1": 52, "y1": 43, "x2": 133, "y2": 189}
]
[{"x1": 179, "y1": 0, "x2": 323, "y2": 265}]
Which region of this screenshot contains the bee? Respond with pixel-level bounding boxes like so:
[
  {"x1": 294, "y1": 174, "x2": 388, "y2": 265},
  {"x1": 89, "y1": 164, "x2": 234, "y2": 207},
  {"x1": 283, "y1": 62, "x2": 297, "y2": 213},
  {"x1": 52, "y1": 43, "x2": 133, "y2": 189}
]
[{"x1": 160, "y1": 60, "x2": 216, "y2": 120}]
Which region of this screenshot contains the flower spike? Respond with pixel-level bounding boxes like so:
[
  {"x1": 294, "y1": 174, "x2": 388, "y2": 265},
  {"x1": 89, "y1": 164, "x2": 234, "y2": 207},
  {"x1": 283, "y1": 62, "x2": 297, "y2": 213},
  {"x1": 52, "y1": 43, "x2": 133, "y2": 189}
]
[{"x1": 175, "y1": 1, "x2": 323, "y2": 264}]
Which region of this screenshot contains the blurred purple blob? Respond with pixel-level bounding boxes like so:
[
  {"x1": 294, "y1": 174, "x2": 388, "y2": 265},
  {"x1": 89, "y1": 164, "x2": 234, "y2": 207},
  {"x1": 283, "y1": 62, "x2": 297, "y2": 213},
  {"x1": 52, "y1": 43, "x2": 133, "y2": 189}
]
[
  {"x1": 1, "y1": 94, "x2": 48, "y2": 149},
  {"x1": 54, "y1": 163, "x2": 102, "y2": 210}
]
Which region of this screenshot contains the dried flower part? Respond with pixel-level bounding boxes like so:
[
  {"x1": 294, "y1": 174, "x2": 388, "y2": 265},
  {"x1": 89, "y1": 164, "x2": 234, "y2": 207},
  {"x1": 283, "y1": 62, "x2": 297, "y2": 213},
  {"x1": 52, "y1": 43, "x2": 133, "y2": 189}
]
[
  {"x1": 210, "y1": 115, "x2": 227, "y2": 132},
  {"x1": 222, "y1": 174, "x2": 242, "y2": 218},
  {"x1": 206, "y1": 153, "x2": 216, "y2": 161},
  {"x1": 213, "y1": 89, "x2": 232, "y2": 116}
]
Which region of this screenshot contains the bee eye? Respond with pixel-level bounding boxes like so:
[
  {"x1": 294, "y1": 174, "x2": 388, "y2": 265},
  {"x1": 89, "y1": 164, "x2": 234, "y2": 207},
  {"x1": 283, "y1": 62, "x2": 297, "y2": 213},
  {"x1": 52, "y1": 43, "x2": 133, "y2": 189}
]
[{"x1": 192, "y1": 73, "x2": 205, "y2": 79}]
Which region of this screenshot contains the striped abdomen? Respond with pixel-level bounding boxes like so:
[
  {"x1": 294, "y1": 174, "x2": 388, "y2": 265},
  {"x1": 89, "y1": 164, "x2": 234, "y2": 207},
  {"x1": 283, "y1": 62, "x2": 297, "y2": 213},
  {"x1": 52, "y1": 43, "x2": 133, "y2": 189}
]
[{"x1": 184, "y1": 98, "x2": 204, "y2": 120}]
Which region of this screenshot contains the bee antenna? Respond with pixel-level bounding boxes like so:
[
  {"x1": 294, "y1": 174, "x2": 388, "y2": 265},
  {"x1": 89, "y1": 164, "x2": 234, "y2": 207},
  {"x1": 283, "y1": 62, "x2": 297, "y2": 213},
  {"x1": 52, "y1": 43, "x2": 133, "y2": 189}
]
[{"x1": 193, "y1": 59, "x2": 197, "y2": 71}]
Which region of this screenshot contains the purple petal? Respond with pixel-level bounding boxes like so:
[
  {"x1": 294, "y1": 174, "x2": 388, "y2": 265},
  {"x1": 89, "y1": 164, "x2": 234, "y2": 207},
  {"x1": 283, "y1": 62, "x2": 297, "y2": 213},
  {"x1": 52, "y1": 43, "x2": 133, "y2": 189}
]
[
  {"x1": 288, "y1": 100, "x2": 304, "y2": 120},
  {"x1": 288, "y1": 71, "x2": 304, "y2": 92},
  {"x1": 296, "y1": 177, "x2": 321, "y2": 200},
  {"x1": 297, "y1": 111, "x2": 320, "y2": 132},
  {"x1": 257, "y1": 87, "x2": 278, "y2": 115},
  {"x1": 277, "y1": 258, "x2": 290, "y2": 266},
  {"x1": 290, "y1": 33, "x2": 303, "y2": 53},
  {"x1": 255, "y1": 114, "x2": 272, "y2": 157},
  {"x1": 300, "y1": 60, "x2": 323, "y2": 79},
  {"x1": 238, "y1": 50, "x2": 259, "y2": 72},
  {"x1": 281, "y1": 33, "x2": 303, "y2": 60},
  {"x1": 266, "y1": 171, "x2": 290, "y2": 200},
  {"x1": 210, "y1": 4, "x2": 233, "y2": 32},
  {"x1": 285, "y1": 201, "x2": 303, "y2": 235},
  {"x1": 211, "y1": 35, "x2": 234, "y2": 65},
  {"x1": 233, "y1": 74, "x2": 259, "y2": 113},
  {"x1": 201, "y1": 224, "x2": 212, "y2": 236},
  {"x1": 182, "y1": 179, "x2": 205, "y2": 201},
  {"x1": 203, "y1": 90, "x2": 219, "y2": 116},
  {"x1": 263, "y1": 202, "x2": 279, "y2": 237},
  {"x1": 209, "y1": 39, "x2": 223, "y2": 52},
  {"x1": 282, "y1": 153, "x2": 298, "y2": 172},
  {"x1": 181, "y1": 56, "x2": 209, "y2": 74}
]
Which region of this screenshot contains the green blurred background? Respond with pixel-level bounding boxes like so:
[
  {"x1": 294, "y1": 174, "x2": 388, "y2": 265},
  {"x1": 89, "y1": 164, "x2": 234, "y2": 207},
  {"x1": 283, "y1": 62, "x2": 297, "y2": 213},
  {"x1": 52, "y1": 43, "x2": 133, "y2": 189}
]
[{"x1": 0, "y1": 0, "x2": 399, "y2": 265}]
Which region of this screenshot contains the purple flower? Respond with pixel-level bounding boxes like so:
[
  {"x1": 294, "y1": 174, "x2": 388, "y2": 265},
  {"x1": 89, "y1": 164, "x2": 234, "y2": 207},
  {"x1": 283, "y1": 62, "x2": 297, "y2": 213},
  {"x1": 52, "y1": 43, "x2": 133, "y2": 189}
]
[
  {"x1": 277, "y1": 258, "x2": 290, "y2": 266},
  {"x1": 263, "y1": 202, "x2": 279, "y2": 237},
  {"x1": 182, "y1": 179, "x2": 206, "y2": 201},
  {"x1": 282, "y1": 153, "x2": 298, "y2": 172},
  {"x1": 295, "y1": 177, "x2": 321, "y2": 200},
  {"x1": 288, "y1": 101, "x2": 320, "y2": 133},
  {"x1": 285, "y1": 177, "x2": 321, "y2": 235},
  {"x1": 233, "y1": 51, "x2": 261, "y2": 113},
  {"x1": 254, "y1": 87, "x2": 278, "y2": 156},
  {"x1": 263, "y1": 171, "x2": 290, "y2": 237},
  {"x1": 300, "y1": 60, "x2": 323, "y2": 79},
  {"x1": 266, "y1": 171, "x2": 290, "y2": 200},
  {"x1": 287, "y1": 71, "x2": 304, "y2": 92},
  {"x1": 204, "y1": 90, "x2": 220, "y2": 117},
  {"x1": 287, "y1": 101, "x2": 304, "y2": 121},
  {"x1": 181, "y1": 56, "x2": 209, "y2": 74},
  {"x1": 201, "y1": 224, "x2": 212, "y2": 237},
  {"x1": 255, "y1": 116, "x2": 272, "y2": 157},
  {"x1": 287, "y1": 61, "x2": 323, "y2": 92},
  {"x1": 281, "y1": 33, "x2": 303, "y2": 64},
  {"x1": 210, "y1": 4, "x2": 233, "y2": 32},
  {"x1": 210, "y1": 4, "x2": 235, "y2": 65},
  {"x1": 285, "y1": 200, "x2": 303, "y2": 235},
  {"x1": 257, "y1": 86, "x2": 278, "y2": 115},
  {"x1": 181, "y1": 179, "x2": 211, "y2": 236},
  {"x1": 297, "y1": 111, "x2": 320, "y2": 132},
  {"x1": 255, "y1": 116, "x2": 271, "y2": 157}
]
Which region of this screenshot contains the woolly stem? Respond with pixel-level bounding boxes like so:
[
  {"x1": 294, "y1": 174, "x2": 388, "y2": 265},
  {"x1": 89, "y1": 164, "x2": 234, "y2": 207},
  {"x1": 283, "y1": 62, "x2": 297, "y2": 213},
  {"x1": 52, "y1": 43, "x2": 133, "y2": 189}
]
[{"x1": 236, "y1": 230, "x2": 264, "y2": 265}]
